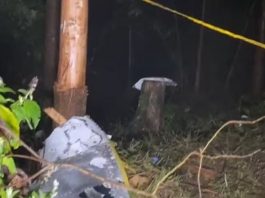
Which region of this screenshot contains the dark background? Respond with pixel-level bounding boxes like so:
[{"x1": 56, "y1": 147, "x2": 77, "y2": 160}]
[{"x1": 0, "y1": 0, "x2": 262, "y2": 126}]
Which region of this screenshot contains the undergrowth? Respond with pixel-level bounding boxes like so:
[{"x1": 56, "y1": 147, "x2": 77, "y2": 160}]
[{"x1": 114, "y1": 100, "x2": 265, "y2": 198}]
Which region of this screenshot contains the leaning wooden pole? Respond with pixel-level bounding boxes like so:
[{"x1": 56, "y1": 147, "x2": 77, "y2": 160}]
[{"x1": 54, "y1": 0, "x2": 88, "y2": 119}]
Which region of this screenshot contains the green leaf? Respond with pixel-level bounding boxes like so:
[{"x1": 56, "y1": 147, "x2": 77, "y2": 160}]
[
  {"x1": 11, "y1": 100, "x2": 29, "y2": 121},
  {"x1": 0, "y1": 133, "x2": 12, "y2": 154},
  {"x1": 0, "y1": 95, "x2": 7, "y2": 104},
  {"x1": 0, "y1": 105, "x2": 20, "y2": 149},
  {"x1": 0, "y1": 188, "x2": 6, "y2": 198},
  {"x1": 10, "y1": 102, "x2": 24, "y2": 123},
  {"x1": 11, "y1": 100, "x2": 41, "y2": 130},
  {"x1": 9, "y1": 138, "x2": 20, "y2": 150},
  {"x1": 0, "y1": 138, "x2": 4, "y2": 155},
  {"x1": 5, "y1": 187, "x2": 19, "y2": 198},
  {"x1": 28, "y1": 191, "x2": 38, "y2": 198},
  {"x1": 0, "y1": 95, "x2": 15, "y2": 105},
  {"x1": 24, "y1": 100, "x2": 41, "y2": 129},
  {"x1": 0, "y1": 105, "x2": 20, "y2": 135},
  {"x1": 17, "y1": 89, "x2": 28, "y2": 95},
  {"x1": 0, "y1": 178, "x2": 4, "y2": 185},
  {"x1": 0, "y1": 187, "x2": 19, "y2": 198},
  {"x1": 0, "y1": 87, "x2": 15, "y2": 94},
  {"x1": 28, "y1": 190, "x2": 52, "y2": 198},
  {"x1": 2, "y1": 157, "x2": 16, "y2": 175}
]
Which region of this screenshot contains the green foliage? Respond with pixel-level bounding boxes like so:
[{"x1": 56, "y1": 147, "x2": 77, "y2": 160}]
[
  {"x1": 0, "y1": 77, "x2": 42, "y2": 131},
  {"x1": 0, "y1": 105, "x2": 20, "y2": 140},
  {"x1": 11, "y1": 100, "x2": 41, "y2": 130},
  {"x1": 0, "y1": 187, "x2": 19, "y2": 198},
  {"x1": 0, "y1": 78, "x2": 54, "y2": 197},
  {"x1": 0, "y1": 137, "x2": 17, "y2": 178},
  {"x1": 28, "y1": 180, "x2": 58, "y2": 198},
  {"x1": 0, "y1": 80, "x2": 15, "y2": 104}
]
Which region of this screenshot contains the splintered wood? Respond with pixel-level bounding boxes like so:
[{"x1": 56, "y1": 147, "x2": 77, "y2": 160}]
[{"x1": 44, "y1": 107, "x2": 67, "y2": 125}]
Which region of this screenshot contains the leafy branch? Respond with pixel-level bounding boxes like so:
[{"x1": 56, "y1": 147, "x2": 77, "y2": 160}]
[{"x1": 0, "y1": 77, "x2": 50, "y2": 198}]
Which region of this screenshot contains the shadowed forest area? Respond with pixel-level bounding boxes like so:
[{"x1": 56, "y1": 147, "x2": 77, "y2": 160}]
[{"x1": 1, "y1": 0, "x2": 265, "y2": 197}]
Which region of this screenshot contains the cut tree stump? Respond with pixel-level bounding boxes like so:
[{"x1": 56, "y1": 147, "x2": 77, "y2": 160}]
[
  {"x1": 132, "y1": 80, "x2": 166, "y2": 135},
  {"x1": 130, "y1": 77, "x2": 177, "y2": 136}
]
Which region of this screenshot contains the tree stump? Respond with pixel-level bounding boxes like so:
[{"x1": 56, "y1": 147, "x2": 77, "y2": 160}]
[{"x1": 132, "y1": 80, "x2": 166, "y2": 135}]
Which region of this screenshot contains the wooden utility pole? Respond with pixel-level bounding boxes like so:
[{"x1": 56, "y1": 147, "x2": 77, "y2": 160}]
[{"x1": 54, "y1": 0, "x2": 88, "y2": 119}]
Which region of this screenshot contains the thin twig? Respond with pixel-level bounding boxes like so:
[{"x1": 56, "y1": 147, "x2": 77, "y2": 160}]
[
  {"x1": 28, "y1": 165, "x2": 52, "y2": 182},
  {"x1": 197, "y1": 116, "x2": 265, "y2": 198},
  {"x1": 2, "y1": 111, "x2": 265, "y2": 197},
  {"x1": 60, "y1": 163, "x2": 155, "y2": 198},
  {"x1": 152, "y1": 151, "x2": 198, "y2": 195},
  {"x1": 202, "y1": 149, "x2": 261, "y2": 160},
  {"x1": 0, "y1": 121, "x2": 155, "y2": 197},
  {"x1": 0, "y1": 125, "x2": 45, "y2": 163},
  {"x1": 150, "y1": 116, "x2": 265, "y2": 197},
  {"x1": 9, "y1": 154, "x2": 42, "y2": 163},
  {"x1": 224, "y1": 173, "x2": 228, "y2": 188},
  {"x1": 10, "y1": 154, "x2": 155, "y2": 197},
  {"x1": 196, "y1": 149, "x2": 261, "y2": 198}
]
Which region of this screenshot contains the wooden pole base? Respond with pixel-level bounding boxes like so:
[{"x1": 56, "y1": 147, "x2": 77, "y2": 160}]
[{"x1": 54, "y1": 83, "x2": 88, "y2": 120}]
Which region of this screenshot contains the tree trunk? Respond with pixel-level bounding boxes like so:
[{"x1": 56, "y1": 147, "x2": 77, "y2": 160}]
[
  {"x1": 194, "y1": 0, "x2": 206, "y2": 93},
  {"x1": 252, "y1": 0, "x2": 265, "y2": 95},
  {"x1": 128, "y1": 26, "x2": 132, "y2": 88},
  {"x1": 54, "y1": 0, "x2": 89, "y2": 119},
  {"x1": 43, "y1": 0, "x2": 60, "y2": 105},
  {"x1": 132, "y1": 81, "x2": 165, "y2": 135}
]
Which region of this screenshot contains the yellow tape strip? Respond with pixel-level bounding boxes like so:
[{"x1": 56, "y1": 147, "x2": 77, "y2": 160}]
[
  {"x1": 143, "y1": 0, "x2": 265, "y2": 49},
  {"x1": 110, "y1": 141, "x2": 130, "y2": 187}
]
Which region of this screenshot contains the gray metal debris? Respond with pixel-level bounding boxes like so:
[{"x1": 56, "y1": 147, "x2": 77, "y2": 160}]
[{"x1": 36, "y1": 116, "x2": 129, "y2": 198}]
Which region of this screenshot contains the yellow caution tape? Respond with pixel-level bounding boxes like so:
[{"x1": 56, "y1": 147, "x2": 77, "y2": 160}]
[
  {"x1": 109, "y1": 141, "x2": 130, "y2": 187},
  {"x1": 143, "y1": 0, "x2": 265, "y2": 49}
]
